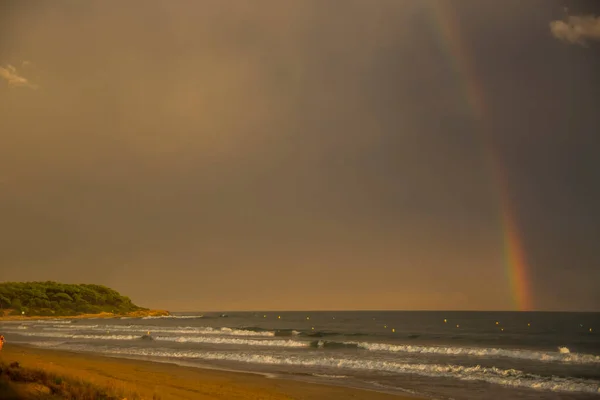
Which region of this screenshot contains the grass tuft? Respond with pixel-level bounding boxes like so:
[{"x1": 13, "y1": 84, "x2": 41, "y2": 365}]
[{"x1": 0, "y1": 360, "x2": 152, "y2": 399}]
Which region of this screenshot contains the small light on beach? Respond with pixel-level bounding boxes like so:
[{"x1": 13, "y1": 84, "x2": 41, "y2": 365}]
[
  {"x1": 456, "y1": 324, "x2": 459, "y2": 328},
  {"x1": 384, "y1": 325, "x2": 387, "y2": 329},
  {"x1": 311, "y1": 327, "x2": 315, "y2": 330},
  {"x1": 391, "y1": 328, "x2": 395, "y2": 333},
  {"x1": 501, "y1": 328, "x2": 504, "y2": 332},
  {"x1": 527, "y1": 323, "x2": 531, "y2": 327},
  {"x1": 443, "y1": 319, "x2": 447, "y2": 323},
  {"x1": 264, "y1": 315, "x2": 267, "y2": 318},
  {"x1": 306, "y1": 316, "x2": 310, "y2": 320},
  {"x1": 590, "y1": 328, "x2": 593, "y2": 333},
  {"x1": 495, "y1": 321, "x2": 499, "y2": 325},
  {"x1": 278, "y1": 316, "x2": 281, "y2": 319}
]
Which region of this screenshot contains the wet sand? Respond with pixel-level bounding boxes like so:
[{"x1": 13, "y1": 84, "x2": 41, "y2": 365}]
[{"x1": 0, "y1": 344, "x2": 417, "y2": 399}]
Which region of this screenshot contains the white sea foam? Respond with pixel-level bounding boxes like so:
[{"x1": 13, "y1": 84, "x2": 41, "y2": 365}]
[
  {"x1": 42, "y1": 324, "x2": 100, "y2": 330},
  {"x1": 23, "y1": 341, "x2": 66, "y2": 348},
  {"x1": 36, "y1": 319, "x2": 73, "y2": 324},
  {"x1": 312, "y1": 374, "x2": 348, "y2": 379},
  {"x1": 38, "y1": 324, "x2": 275, "y2": 337},
  {"x1": 350, "y1": 342, "x2": 600, "y2": 365},
  {"x1": 11, "y1": 331, "x2": 140, "y2": 340},
  {"x1": 5, "y1": 330, "x2": 305, "y2": 347},
  {"x1": 142, "y1": 315, "x2": 203, "y2": 320},
  {"x1": 559, "y1": 347, "x2": 570, "y2": 354},
  {"x1": 154, "y1": 336, "x2": 309, "y2": 348},
  {"x1": 59, "y1": 346, "x2": 600, "y2": 394},
  {"x1": 0, "y1": 319, "x2": 73, "y2": 325}
]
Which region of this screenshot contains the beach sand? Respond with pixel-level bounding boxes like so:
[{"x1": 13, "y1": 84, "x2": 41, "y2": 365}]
[{"x1": 0, "y1": 344, "x2": 416, "y2": 399}]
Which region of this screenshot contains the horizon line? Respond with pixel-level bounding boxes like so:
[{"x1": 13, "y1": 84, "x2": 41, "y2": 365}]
[{"x1": 164, "y1": 309, "x2": 600, "y2": 314}]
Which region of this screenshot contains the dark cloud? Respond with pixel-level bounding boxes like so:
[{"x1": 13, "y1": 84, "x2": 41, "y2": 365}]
[{"x1": 1, "y1": 0, "x2": 599, "y2": 311}]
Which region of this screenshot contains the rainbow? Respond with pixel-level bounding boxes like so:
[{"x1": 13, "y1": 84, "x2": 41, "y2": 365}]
[{"x1": 425, "y1": 1, "x2": 533, "y2": 311}]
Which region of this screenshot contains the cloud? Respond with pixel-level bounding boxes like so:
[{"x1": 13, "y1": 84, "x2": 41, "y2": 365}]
[
  {"x1": 550, "y1": 14, "x2": 600, "y2": 46},
  {"x1": 0, "y1": 64, "x2": 38, "y2": 89}
]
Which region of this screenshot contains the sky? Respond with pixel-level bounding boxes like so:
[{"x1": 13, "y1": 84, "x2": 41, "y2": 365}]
[{"x1": 1, "y1": 0, "x2": 599, "y2": 312}]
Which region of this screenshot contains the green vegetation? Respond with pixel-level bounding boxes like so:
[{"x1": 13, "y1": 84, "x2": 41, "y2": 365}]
[{"x1": 0, "y1": 282, "x2": 147, "y2": 317}]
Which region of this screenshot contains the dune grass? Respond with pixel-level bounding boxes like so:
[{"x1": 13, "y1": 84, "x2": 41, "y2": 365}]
[{"x1": 0, "y1": 359, "x2": 147, "y2": 399}]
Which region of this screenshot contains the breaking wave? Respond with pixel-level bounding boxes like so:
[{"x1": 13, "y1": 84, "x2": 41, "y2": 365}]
[
  {"x1": 12, "y1": 332, "x2": 141, "y2": 341},
  {"x1": 0, "y1": 319, "x2": 73, "y2": 325},
  {"x1": 59, "y1": 346, "x2": 600, "y2": 394},
  {"x1": 348, "y1": 342, "x2": 600, "y2": 365},
  {"x1": 142, "y1": 315, "x2": 204, "y2": 320},
  {"x1": 7, "y1": 324, "x2": 600, "y2": 365},
  {"x1": 6, "y1": 330, "x2": 307, "y2": 347},
  {"x1": 155, "y1": 336, "x2": 309, "y2": 348},
  {"x1": 34, "y1": 325, "x2": 276, "y2": 337}
]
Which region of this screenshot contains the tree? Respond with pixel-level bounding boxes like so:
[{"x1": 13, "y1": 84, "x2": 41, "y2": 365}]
[
  {"x1": 0, "y1": 281, "x2": 147, "y2": 316},
  {"x1": 11, "y1": 298, "x2": 22, "y2": 310}
]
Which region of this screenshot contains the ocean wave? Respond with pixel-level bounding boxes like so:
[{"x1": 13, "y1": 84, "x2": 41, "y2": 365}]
[
  {"x1": 0, "y1": 319, "x2": 73, "y2": 325},
  {"x1": 347, "y1": 342, "x2": 600, "y2": 365},
  {"x1": 42, "y1": 324, "x2": 100, "y2": 330},
  {"x1": 155, "y1": 336, "x2": 309, "y2": 348},
  {"x1": 312, "y1": 340, "x2": 359, "y2": 349},
  {"x1": 6, "y1": 330, "x2": 306, "y2": 348},
  {"x1": 18, "y1": 340, "x2": 66, "y2": 348},
  {"x1": 11, "y1": 332, "x2": 140, "y2": 341},
  {"x1": 312, "y1": 374, "x2": 348, "y2": 379},
  {"x1": 37, "y1": 324, "x2": 276, "y2": 337},
  {"x1": 66, "y1": 346, "x2": 600, "y2": 394},
  {"x1": 142, "y1": 315, "x2": 204, "y2": 320}
]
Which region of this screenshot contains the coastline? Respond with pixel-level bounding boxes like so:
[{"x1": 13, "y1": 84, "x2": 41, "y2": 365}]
[
  {"x1": 0, "y1": 344, "x2": 416, "y2": 399},
  {"x1": 0, "y1": 309, "x2": 170, "y2": 321}
]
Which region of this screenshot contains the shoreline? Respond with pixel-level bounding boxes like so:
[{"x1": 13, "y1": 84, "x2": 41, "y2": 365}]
[
  {"x1": 0, "y1": 309, "x2": 170, "y2": 321},
  {"x1": 0, "y1": 344, "x2": 418, "y2": 399}
]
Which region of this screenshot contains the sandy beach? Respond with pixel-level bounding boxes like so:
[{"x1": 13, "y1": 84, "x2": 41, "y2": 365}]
[{"x1": 0, "y1": 344, "x2": 415, "y2": 399}]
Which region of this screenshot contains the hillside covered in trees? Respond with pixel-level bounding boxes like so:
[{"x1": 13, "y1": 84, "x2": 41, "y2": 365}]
[{"x1": 0, "y1": 282, "x2": 148, "y2": 317}]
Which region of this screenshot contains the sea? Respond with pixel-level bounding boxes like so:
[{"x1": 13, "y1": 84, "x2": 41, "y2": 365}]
[{"x1": 1, "y1": 311, "x2": 599, "y2": 399}]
